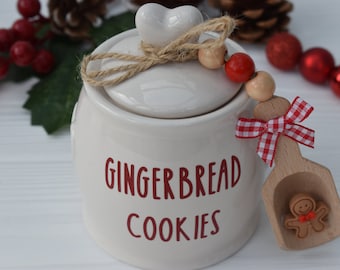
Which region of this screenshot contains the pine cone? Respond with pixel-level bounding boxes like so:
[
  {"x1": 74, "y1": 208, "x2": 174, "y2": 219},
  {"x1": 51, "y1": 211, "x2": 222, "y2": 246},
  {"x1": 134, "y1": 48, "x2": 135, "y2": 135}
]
[
  {"x1": 131, "y1": 0, "x2": 203, "y2": 8},
  {"x1": 209, "y1": 0, "x2": 293, "y2": 42},
  {"x1": 48, "y1": 0, "x2": 109, "y2": 39}
]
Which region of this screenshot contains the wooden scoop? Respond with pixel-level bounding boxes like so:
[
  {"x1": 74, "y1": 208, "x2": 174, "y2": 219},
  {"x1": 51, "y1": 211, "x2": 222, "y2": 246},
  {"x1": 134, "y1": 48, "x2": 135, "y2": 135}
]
[{"x1": 254, "y1": 96, "x2": 340, "y2": 250}]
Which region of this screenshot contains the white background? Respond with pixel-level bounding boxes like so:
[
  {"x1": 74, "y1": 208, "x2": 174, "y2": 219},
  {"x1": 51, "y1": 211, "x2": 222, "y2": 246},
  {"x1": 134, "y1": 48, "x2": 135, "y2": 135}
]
[{"x1": 1, "y1": 0, "x2": 340, "y2": 269}]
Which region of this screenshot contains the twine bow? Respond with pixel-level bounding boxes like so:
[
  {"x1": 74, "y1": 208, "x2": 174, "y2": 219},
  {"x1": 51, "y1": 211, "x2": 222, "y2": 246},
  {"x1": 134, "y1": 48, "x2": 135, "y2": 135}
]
[
  {"x1": 80, "y1": 16, "x2": 236, "y2": 87},
  {"x1": 235, "y1": 97, "x2": 315, "y2": 167},
  {"x1": 299, "y1": 211, "x2": 316, "y2": 223}
]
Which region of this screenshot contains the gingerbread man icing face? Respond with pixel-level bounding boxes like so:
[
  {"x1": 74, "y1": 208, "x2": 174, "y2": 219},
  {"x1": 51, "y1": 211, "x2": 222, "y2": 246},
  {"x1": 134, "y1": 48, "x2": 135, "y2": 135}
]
[
  {"x1": 292, "y1": 196, "x2": 316, "y2": 216},
  {"x1": 284, "y1": 193, "x2": 329, "y2": 239}
]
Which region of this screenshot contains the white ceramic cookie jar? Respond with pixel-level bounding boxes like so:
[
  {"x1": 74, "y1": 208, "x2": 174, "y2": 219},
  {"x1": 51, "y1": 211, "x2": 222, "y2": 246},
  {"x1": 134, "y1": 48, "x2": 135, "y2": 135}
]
[{"x1": 71, "y1": 4, "x2": 265, "y2": 270}]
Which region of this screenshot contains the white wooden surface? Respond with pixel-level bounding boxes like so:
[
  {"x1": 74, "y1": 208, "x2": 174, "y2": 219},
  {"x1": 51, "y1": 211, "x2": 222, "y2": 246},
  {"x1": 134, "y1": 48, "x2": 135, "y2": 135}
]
[{"x1": 1, "y1": 0, "x2": 340, "y2": 269}]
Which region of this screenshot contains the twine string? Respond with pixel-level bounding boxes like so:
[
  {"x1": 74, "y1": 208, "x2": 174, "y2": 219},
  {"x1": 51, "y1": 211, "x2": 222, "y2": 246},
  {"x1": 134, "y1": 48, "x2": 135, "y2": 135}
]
[{"x1": 80, "y1": 16, "x2": 236, "y2": 87}]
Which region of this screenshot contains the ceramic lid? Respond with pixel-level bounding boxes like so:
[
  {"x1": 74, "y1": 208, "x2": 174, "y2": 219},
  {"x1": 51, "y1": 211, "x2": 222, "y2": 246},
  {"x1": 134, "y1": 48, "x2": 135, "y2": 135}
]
[{"x1": 98, "y1": 29, "x2": 244, "y2": 119}]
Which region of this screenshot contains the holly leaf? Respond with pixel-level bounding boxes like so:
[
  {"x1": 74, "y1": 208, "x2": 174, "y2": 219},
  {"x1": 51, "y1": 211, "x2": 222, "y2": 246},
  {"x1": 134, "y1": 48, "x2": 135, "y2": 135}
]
[
  {"x1": 23, "y1": 51, "x2": 83, "y2": 134},
  {"x1": 23, "y1": 12, "x2": 135, "y2": 134},
  {"x1": 4, "y1": 64, "x2": 35, "y2": 82},
  {"x1": 23, "y1": 32, "x2": 84, "y2": 133}
]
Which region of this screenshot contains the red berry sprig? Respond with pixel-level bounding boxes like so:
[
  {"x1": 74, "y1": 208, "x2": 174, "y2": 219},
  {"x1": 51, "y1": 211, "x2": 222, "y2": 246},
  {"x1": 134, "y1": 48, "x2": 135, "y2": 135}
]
[
  {"x1": 265, "y1": 32, "x2": 340, "y2": 98},
  {"x1": 17, "y1": 0, "x2": 41, "y2": 18},
  {"x1": 10, "y1": 40, "x2": 36, "y2": 67},
  {"x1": 0, "y1": 0, "x2": 55, "y2": 80}
]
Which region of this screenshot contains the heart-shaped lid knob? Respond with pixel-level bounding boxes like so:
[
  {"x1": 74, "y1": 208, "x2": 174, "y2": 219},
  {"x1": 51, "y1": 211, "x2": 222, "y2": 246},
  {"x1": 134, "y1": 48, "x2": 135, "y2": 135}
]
[
  {"x1": 135, "y1": 3, "x2": 204, "y2": 47},
  {"x1": 90, "y1": 4, "x2": 244, "y2": 119}
]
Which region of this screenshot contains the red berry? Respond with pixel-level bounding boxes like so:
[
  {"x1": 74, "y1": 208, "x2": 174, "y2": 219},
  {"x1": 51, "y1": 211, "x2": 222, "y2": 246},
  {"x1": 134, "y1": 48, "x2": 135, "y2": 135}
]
[
  {"x1": 0, "y1": 28, "x2": 15, "y2": 52},
  {"x1": 10, "y1": 40, "x2": 36, "y2": 67},
  {"x1": 17, "y1": 0, "x2": 41, "y2": 18},
  {"x1": 330, "y1": 66, "x2": 340, "y2": 97},
  {"x1": 225, "y1": 52, "x2": 255, "y2": 83},
  {"x1": 12, "y1": 18, "x2": 35, "y2": 41},
  {"x1": 0, "y1": 57, "x2": 10, "y2": 79},
  {"x1": 266, "y1": 32, "x2": 303, "y2": 70},
  {"x1": 299, "y1": 47, "x2": 335, "y2": 84},
  {"x1": 32, "y1": 49, "x2": 55, "y2": 74}
]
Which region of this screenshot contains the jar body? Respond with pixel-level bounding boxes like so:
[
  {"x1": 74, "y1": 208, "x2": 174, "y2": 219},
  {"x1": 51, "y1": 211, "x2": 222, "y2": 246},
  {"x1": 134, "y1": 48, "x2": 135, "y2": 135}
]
[{"x1": 71, "y1": 86, "x2": 264, "y2": 270}]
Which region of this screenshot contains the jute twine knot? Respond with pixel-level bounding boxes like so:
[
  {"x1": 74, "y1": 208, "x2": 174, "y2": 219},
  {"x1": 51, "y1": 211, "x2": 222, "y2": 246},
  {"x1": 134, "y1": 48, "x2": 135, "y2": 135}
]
[{"x1": 80, "y1": 16, "x2": 236, "y2": 87}]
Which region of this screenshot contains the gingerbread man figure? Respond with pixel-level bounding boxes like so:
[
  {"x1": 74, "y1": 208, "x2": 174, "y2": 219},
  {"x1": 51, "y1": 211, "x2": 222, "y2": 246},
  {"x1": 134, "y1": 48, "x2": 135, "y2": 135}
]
[{"x1": 284, "y1": 193, "x2": 329, "y2": 239}]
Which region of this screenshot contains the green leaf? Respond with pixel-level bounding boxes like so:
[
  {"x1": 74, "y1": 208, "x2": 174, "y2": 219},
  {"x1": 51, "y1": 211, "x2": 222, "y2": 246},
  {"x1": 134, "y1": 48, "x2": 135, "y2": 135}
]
[
  {"x1": 4, "y1": 64, "x2": 35, "y2": 83},
  {"x1": 23, "y1": 52, "x2": 83, "y2": 134},
  {"x1": 23, "y1": 29, "x2": 85, "y2": 133},
  {"x1": 23, "y1": 11, "x2": 135, "y2": 134},
  {"x1": 46, "y1": 35, "x2": 84, "y2": 65},
  {"x1": 35, "y1": 22, "x2": 51, "y2": 40}
]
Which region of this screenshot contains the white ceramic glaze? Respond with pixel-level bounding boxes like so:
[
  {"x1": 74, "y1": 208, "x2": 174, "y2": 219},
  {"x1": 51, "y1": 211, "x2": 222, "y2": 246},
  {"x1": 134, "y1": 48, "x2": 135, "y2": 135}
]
[
  {"x1": 100, "y1": 29, "x2": 243, "y2": 118},
  {"x1": 71, "y1": 9, "x2": 265, "y2": 270},
  {"x1": 135, "y1": 3, "x2": 203, "y2": 47}
]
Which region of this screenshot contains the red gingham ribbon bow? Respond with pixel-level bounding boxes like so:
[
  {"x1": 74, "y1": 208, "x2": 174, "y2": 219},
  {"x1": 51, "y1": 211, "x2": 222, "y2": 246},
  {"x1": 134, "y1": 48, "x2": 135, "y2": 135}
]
[{"x1": 235, "y1": 97, "x2": 315, "y2": 167}]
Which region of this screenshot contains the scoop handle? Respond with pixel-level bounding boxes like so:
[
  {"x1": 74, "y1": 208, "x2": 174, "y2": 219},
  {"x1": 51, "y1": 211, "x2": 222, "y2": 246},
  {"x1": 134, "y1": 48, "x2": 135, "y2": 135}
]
[{"x1": 253, "y1": 96, "x2": 304, "y2": 170}]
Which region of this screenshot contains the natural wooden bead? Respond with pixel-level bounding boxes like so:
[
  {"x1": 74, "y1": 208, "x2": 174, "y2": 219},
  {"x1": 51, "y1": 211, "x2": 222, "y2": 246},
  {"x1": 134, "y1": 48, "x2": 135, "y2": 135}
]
[
  {"x1": 198, "y1": 39, "x2": 226, "y2": 69},
  {"x1": 245, "y1": 71, "x2": 275, "y2": 102}
]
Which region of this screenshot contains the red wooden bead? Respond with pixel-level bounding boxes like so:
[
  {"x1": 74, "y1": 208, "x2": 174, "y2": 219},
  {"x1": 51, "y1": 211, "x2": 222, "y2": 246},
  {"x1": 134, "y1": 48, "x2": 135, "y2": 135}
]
[
  {"x1": 330, "y1": 66, "x2": 340, "y2": 97},
  {"x1": 266, "y1": 32, "x2": 303, "y2": 71},
  {"x1": 225, "y1": 52, "x2": 255, "y2": 83},
  {"x1": 299, "y1": 47, "x2": 335, "y2": 84}
]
